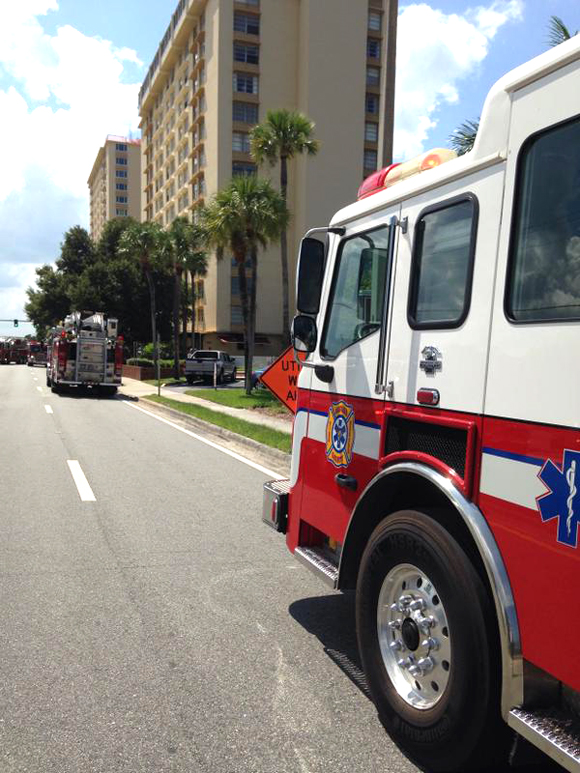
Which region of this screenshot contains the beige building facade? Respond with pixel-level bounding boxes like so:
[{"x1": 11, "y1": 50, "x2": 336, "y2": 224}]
[
  {"x1": 139, "y1": 0, "x2": 388, "y2": 355},
  {"x1": 87, "y1": 136, "x2": 142, "y2": 241}
]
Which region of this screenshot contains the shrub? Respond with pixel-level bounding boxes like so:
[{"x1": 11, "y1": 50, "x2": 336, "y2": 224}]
[{"x1": 126, "y1": 357, "x2": 154, "y2": 367}]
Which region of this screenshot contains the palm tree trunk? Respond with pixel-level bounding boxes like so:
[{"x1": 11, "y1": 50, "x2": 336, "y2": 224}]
[
  {"x1": 248, "y1": 247, "x2": 258, "y2": 396},
  {"x1": 182, "y1": 270, "x2": 189, "y2": 358},
  {"x1": 237, "y1": 257, "x2": 251, "y2": 393},
  {"x1": 191, "y1": 273, "x2": 196, "y2": 349},
  {"x1": 145, "y1": 269, "x2": 157, "y2": 368},
  {"x1": 280, "y1": 155, "x2": 290, "y2": 347},
  {"x1": 173, "y1": 265, "x2": 181, "y2": 380}
]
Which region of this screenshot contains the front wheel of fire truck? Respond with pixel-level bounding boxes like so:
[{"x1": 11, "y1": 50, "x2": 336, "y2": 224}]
[{"x1": 356, "y1": 510, "x2": 509, "y2": 772}]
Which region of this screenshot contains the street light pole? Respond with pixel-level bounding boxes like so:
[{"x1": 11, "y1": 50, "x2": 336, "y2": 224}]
[{"x1": 378, "y1": 0, "x2": 398, "y2": 167}]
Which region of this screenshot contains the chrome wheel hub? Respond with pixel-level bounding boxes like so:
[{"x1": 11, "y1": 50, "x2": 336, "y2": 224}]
[{"x1": 377, "y1": 563, "x2": 451, "y2": 709}]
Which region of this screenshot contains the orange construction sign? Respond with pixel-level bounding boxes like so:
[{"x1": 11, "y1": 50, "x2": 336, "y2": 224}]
[{"x1": 259, "y1": 346, "x2": 306, "y2": 413}]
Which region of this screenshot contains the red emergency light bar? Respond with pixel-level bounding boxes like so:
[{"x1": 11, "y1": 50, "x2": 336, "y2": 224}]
[
  {"x1": 357, "y1": 148, "x2": 457, "y2": 201},
  {"x1": 357, "y1": 163, "x2": 401, "y2": 200}
]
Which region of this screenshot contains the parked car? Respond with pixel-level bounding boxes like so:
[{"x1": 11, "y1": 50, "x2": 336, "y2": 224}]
[{"x1": 185, "y1": 350, "x2": 237, "y2": 385}]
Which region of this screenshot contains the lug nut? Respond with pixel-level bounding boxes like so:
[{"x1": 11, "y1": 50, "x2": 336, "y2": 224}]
[
  {"x1": 389, "y1": 619, "x2": 402, "y2": 630},
  {"x1": 421, "y1": 637, "x2": 439, "y2": 651},
  {"x1": 419, "y1": 616, "x2": 436, "y2": 633},
  {"x1": 399, "y1": 594, "x2": 413, "y2": 607},
  {"x1": 408, "y1": 665, "x2": 421, "y2": 677},
  {"x1": 389, "y1": 639, "x2": 404, "y2": 652},
  {"x1": 410, "y1": 599, "x2": 425, "y2": 611},
  {"x1": 417, "y1": 657, "x2": 434, "y2": 673}
]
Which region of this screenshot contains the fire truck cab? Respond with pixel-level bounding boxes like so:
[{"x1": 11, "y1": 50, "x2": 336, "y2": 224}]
[{"x1": 264, "y1": 37, "x2": 580, "y2": 772}]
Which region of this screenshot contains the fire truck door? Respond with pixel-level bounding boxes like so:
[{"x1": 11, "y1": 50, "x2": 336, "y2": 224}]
[
  {"x1": 296, "y1": 209, "x2": 401, "y2": 544},
  {"x1": 482, "y1": 67, "x2": 580, "y2": 692}
]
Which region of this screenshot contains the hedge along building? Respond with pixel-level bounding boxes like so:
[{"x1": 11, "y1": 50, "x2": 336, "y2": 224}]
[{"x1": 138, "y1": 0, "x2": 391, "y2": 355}]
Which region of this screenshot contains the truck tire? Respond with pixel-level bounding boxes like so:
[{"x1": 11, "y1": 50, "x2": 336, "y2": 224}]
[
  {"x1": 51, "y1": 382, "x2": 61, "y2": 394},
  {"x1": 186, "y1": 376, "x2": 194, "y2": 385},
  {"x1": 355, "y1": 509, "x2": 509, "y2": 772},
  {"x1": 230, "y1": 368, "x2": 237, "y2": 383},
  {"x1": 99, "y1": 386, "x2": 117, "y2": 397}
]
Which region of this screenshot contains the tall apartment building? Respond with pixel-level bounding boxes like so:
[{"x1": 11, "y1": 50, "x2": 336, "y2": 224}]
[
  {"x1": 88, "y1": 136, "x2": 142, "y2": 241},
  {"x1": 139, "y1": 0, "x2": 389, "y2": 355}
]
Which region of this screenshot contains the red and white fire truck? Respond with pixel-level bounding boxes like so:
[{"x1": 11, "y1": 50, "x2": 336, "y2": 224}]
[
  {"x1": 26, "y1": 340, "x2": 47, "y2": 367},
  {"x1": 0, "y1": 337, "x2": 28, "y2": 364},
  {"x1": 46, "y1": 311, "x2": 123, "y2": 395},
  {"x1": 263, "y1": 37, "x2": 580, "y2": 773}
]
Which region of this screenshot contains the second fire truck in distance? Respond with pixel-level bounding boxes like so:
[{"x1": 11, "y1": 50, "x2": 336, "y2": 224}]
[
  {"x1": 26, "y1": 340, "x2": 47, "y2": 367},
  {"x1": 46, "y1": 311, "x2": 123, "y2": 395},
  {"x1": 263, "y1": 36, "x2": 580, "y2": 773}
]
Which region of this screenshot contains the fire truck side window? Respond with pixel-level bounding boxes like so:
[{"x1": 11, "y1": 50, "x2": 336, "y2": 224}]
[
  {"x1": 507, "y1": 116, "x2": 580, "y2": 322},
  {"x1": 321, "y1": 225, "x2": 390, "y2": 359},
  {"x1": 408, "y1": 197, "x2": 477, "y2": 328}
]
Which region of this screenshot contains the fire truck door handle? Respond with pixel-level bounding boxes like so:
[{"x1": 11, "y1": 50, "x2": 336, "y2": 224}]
[{"x1": 335, "y1": 474, "x2": 358, "y2": 491}]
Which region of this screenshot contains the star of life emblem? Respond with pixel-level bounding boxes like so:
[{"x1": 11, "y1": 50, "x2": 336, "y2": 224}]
[
  {"x1": 326, "y1": 401, "x2": 355, "y2": 468},
  {"x1": 537, "y1": 449, "x2": 580, "y2": 548}
]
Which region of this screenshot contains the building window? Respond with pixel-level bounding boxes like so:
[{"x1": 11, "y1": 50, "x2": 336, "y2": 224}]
[
  {"x1": 233, "y1": 12, "x2": 260, "y2": 35},
  {"x1": 234, "y1": 42, "x2": 259, "y2": 65},
  {"x1": 115, "y1": 208, "x2": 128, "y2": 216},
  {"x1": 367, "y1": 66, "x2": 380, "y2": 86},
  {"x1": 233, "y1": 101, "x2": 259, "y2": 124},
  {"x1": 364, "y1": 150, "x2": 378, "y2": 170},
  {"x1": 230, "y1": 306, "x2": 243, "y2": 326},
  {"x1": 232, "y1": 132, "x2": 251, "y2": 153},
  {"x1": 116, "y1": 183, "x2": 128, "y2": 190},
  {"x1": 409, "y1": 198, "x2": 477, "y2": 328},
  {"x1": 367, "y1": 38, "x2": 381, "y2": 59},
  {"x1": 116, "y1": 195, "x2": 128, "y2": 203},
  {"x1": 115, "y1": 142, "x2": 128, "y2": 151},
  {"x1": 196, "y1": 280, "x2": 205, "y2": 301},
  {"x1": 365, "y1": 122, "x2": 379, "y2": 143},
  {"x1": 369, "y1": 11, "x2": 382, "y2": 31},
  {"x1": 232, "y1": 162, "x2": 257, "y2": 177},
  {"x1": 116, "y1": 157, "x2": 128, "y2": 166},
  {"x1": 366, "y1": 94, "x2": 379, "y2": 114},
  {"x1": 233, "y1": 72, "x2": 259, "y2": 94},
  {"x1": 197, "y1": 308, "x2": 205, "y2": 325}
]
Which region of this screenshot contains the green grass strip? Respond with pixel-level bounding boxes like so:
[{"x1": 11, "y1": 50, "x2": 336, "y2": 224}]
[
  {"x1": 144, "y1": 395, "x2": 292, "y2": 454},
  {"x1": 185, "y1": 388, "x2": 287, "y2": 414}
]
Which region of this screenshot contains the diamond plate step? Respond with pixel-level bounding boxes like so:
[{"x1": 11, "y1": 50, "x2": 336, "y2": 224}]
[
  {"x1": 509, "y1": 707, "x2": 580, "y2": 772},
  {"x1": 294, "y1": 546, "x2": 338, "y2": 589}
]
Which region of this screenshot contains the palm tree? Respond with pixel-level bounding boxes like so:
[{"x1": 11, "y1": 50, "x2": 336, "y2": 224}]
[
  {"x1": 201, "y1": 176, "x2": 288, "y2": 393},
  {"x1": 548, "y1": 16, "x2": 576, "y2": 47},
  {"x1": 250, "y1": 109, "x2": 319, "y2": 346},
  {"x1": 167, "y1": 217, "x2": 208, "y2": 379},
  {"x1": 448, "y1": 118, "x2": 480, "y2": 156},
  {"x1": 119, "y1": 221, "x2": 166, "y2": 369}
]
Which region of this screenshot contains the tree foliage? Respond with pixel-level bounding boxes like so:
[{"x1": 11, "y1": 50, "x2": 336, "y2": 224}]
[
  {"x1": 201, "y1": 176, "x2": 288, "y2": 393},
  {"x1": 25, "y1": 219, "x2": 174, "y2": 345},
  {"x1": 548, "y1": 15, "x2": 576, "y2": 47},
  {"x1": 448, "y1": 118, "x2": 480, "y2": 156},
  {"x1": 250, "y1": 109, "x2": 320, "y2": 344}
]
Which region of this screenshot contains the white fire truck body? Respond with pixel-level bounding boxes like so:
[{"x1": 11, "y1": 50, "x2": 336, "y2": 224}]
[
  {"x1": 264, "y1": 38, "x2": 580, "y2": 772},
  {"x1": 47, "y1": 312, "x2": 122, "y2": 394}
]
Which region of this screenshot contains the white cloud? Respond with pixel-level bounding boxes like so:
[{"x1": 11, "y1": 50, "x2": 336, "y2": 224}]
[
  {"x1": 394, "y1": 0, "x2": 524, "y2": 158},
  {"x1": 0, "y1": 0, "x2": 142, "y2": 322}
]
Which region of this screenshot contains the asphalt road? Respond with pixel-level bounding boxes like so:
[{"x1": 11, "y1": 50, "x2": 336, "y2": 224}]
[{"x1": 0, "y1": 366, "x2": 559, "y2": 773}]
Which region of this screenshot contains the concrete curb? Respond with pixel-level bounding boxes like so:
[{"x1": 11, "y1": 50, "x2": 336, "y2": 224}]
[{"x1": 138, "y1": 396, "x2": 291, "y2": 474}]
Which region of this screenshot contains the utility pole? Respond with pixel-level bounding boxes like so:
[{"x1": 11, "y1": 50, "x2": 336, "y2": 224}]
[{"x1": 378, "y1": 0, "x2": 398, "y2": 166}]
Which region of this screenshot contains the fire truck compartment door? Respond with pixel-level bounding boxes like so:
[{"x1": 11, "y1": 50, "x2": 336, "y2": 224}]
[{"x1": 483, "y1": 60, "x2": 580, "y2": 693}]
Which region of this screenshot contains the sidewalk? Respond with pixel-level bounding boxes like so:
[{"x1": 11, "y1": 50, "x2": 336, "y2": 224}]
[{"x1": 118, "y1": 377, "x2": 293, "y2": 435}]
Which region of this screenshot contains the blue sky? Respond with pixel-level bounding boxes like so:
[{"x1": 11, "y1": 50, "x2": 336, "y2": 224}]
[{"x1": 0, "y1": 0, "x2": 578, "y2": 336}]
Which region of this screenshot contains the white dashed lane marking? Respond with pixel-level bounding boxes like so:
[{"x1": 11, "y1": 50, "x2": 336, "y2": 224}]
[
  {"x1": 67, "y1": 461, "x2": 96, "y2": 502},
  {"x1": 44, "y1": 405, "x2": 53, "y2": 414}
]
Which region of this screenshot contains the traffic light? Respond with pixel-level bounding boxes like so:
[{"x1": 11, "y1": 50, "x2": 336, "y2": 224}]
[{"x1": 13, "y1": 319, "x2": 18, "y2": 328}]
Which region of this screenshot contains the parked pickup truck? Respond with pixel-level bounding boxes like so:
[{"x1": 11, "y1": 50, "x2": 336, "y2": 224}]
[{"x1": 185, "y1": 350, "x2": 237, "y2": 385}]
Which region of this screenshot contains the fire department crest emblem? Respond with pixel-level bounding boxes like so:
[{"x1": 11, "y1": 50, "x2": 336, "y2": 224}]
[
  {"x1": 326, "y1": 401, "x2": 355, "y2": 468},
  {"x1": 537, "y1": 449, "x2": 580, "y2": 548}
]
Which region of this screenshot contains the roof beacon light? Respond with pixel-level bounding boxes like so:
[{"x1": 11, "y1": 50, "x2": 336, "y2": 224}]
[{"x1": 357, "y1": 148, "x2": 457, "y2": 200}]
